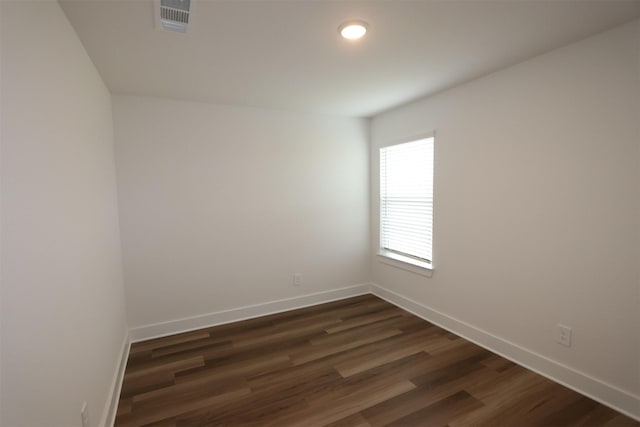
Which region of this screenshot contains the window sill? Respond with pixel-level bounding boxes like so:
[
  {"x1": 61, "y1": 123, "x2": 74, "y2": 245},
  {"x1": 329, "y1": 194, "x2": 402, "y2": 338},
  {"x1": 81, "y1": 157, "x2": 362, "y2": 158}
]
[{"x1": 377, "y1": 251, "x2": 433, "y2": 277}]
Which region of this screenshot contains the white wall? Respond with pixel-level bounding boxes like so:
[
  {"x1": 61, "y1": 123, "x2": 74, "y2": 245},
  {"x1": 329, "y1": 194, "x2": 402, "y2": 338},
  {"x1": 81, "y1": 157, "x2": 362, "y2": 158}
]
[
  {"x1": 113, "y1": 96, "x2": 370, "y2": 331},
  {"x1": 1, "y1": 2, "x2": 128, "y2": 426},
  {"x1": 371, "y1": 19, "x2": 639, "y2": 402}
]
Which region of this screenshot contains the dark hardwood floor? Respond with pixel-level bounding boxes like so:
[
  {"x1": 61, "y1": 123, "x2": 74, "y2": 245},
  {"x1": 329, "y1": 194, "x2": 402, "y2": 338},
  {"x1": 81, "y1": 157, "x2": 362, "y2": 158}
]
[{"x1": 115, "y1": 295, "x2": 639, "y2": 426}]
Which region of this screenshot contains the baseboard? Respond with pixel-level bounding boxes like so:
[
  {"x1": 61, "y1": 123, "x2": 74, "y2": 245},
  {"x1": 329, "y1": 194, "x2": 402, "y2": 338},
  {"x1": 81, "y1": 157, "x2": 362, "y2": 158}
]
[
  {"x1": 370, "y1": 283, "x2": 640, "y2": 421},
  {"x1": 129, "y1": 283, "x2": 372, "y2": 342},
  {"x1": 100, "y1": 330, "x2": 131, "y2": 427}
]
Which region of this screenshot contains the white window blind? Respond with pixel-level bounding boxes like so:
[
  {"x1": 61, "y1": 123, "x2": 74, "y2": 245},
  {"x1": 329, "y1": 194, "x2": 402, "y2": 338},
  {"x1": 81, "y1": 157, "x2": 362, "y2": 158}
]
[{"x1": 380, "y1": 137, "x2": 434, "y2": 264}]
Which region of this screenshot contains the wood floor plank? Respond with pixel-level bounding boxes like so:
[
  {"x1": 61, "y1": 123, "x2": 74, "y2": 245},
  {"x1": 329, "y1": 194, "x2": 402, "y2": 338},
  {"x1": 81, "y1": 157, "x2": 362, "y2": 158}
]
[
  {"x1": 291, "y1": 327, "x2": 403, "y2": 365},
  {"x1": 385, "y1": 390, "x2": 484, "y2": 427},
  {"x1": 481, "y1": 353, "x2": 517, "y2": 372},
  {"x1": 174, "y1": 353, "x2": 292, "y2": 386},
  {"x1": 173, "y1": 367, "x2": 338, "y2": 425},
  {"x1": 263, "y1": 378, "x2": 416, "y2": 427},
  {"x1": 333, "y1": 329, "x2": 440, "y2": 377},
  {"x1": 117, "y1": 386, "x2": 251, "y2": 427},
  {"x1": 124, "y1": 355, "x2": 205, "y2": 378},
  {"x1": 451, "y1": 374, "x2": 581, "y2": 426},
  {"x1": 115, "y1": 295, "x2": 640, "y2": 427},
  {"x1": 130, "y1": 331, "x2": 211, "y2": 354},
  {"x1": 231, "y1": 317, "x2": 341, "y2": 348},
  {"x1": 323, "y1": 307, "x2": 407, "y2": 334},
  {"x1": 131, "y1": 378, "x2": 248, "y2": 415},
  {"x1": 311, "y1": 314, "x2": 409, "y2": 346},
  {"x1": 120, "y1": 372, "x2": 175, "y2": 400},
  {"x1": 322, "y1": 413, "x2": 372, "y2": 427},
  {"x1": 361, "y1": 361, "x2": 500, "y2": 426},
  {"x1": 150, "y1": 338, "x2": 232, "y2": 359}
]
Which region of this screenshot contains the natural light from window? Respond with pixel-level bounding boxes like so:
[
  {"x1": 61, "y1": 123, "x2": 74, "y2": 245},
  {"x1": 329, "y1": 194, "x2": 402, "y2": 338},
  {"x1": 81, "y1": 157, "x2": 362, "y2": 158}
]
[{"x1": 379, "y1": 136, "x2": 434, "y2": 269}]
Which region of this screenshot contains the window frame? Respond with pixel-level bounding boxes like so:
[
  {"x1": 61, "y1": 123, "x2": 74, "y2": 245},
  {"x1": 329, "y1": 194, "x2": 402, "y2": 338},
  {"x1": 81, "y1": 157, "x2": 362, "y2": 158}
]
[{"x1": 378, "y1": 133, "x2": 435, "y2": 275}]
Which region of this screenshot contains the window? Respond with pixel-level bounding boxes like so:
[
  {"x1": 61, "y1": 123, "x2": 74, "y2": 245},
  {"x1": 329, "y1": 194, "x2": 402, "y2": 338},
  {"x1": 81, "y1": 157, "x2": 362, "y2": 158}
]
[{"x1": 379, "y1": 136, "x2": 434, "y2": 269}]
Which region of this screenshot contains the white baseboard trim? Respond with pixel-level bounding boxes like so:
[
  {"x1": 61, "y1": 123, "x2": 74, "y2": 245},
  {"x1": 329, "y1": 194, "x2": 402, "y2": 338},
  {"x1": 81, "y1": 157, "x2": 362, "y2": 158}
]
[
  {"x1": 100, "y1": 330, "x2": 131, "y2": 427},
  {"x1": 129, "y1": 284, "x2": 372, "y2": 343},
  {"x1": 370, "y1": 283, "x2": 640, "y2": 421}
]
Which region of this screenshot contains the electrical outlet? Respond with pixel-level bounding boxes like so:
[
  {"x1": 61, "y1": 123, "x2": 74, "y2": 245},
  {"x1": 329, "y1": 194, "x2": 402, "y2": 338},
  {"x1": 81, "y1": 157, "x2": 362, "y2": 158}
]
[
  {"x1": 556, "y1": 324, "x2": 572, "y2": 347},
  {"x1": 293, "y1": 273, "x2": 302, "y2": 287},
  {"x1": 80, "y1": 401, "x2": 90, "y2": 427}
]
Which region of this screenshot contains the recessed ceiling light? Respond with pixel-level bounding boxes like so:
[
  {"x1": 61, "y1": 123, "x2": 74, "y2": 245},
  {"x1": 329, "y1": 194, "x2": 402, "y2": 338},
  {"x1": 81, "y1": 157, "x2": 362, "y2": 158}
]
[{"x1": 338, "y1": 21, "x2": 368, "y2": 40}]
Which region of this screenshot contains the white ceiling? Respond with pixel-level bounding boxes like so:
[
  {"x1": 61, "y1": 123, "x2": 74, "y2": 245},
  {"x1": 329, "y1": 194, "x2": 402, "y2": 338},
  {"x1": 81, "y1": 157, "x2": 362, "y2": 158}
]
[{"x1": 60, "y1": 0, "x2": 640, "y2": 117}]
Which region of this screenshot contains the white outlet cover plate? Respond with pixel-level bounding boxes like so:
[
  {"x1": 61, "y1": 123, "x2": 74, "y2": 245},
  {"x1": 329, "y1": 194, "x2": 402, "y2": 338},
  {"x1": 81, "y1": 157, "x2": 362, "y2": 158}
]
[{"x1": 556, "y1": 324, "x2": 572, "y2": 347}]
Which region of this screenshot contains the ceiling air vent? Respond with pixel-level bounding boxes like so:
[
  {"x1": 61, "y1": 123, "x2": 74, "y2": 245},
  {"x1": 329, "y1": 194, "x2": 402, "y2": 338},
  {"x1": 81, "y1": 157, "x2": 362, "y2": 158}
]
[{"x1": 155, "y1": 0, "x2": 192, "y2": 33}]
